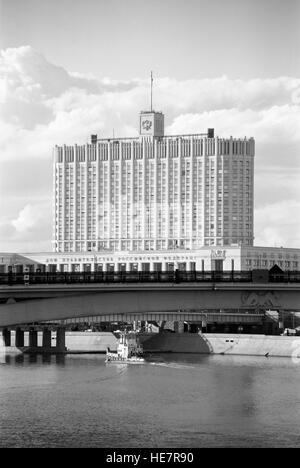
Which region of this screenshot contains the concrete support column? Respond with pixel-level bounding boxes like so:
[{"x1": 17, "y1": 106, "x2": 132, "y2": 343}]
[
  {"x1": 201, "y1": 315, "x2": 207, "y2": 332},
  {"x1": 174, "y1": 321, "x2": 184, "y2": 333},
  {"x1": 278, "y1": 309, "x2": 285, "y2": 332},
  {"x1": 3, "y1": 328, "x2": 11, "y2": 346},
  {"x1": 29, "y1": 329, "x2": 38, "y2": 348},
  {"x1": 42, "y1": 329, "x2": 52, "y2": 348},
  {"x1": 56, "y1": 328, "x2": 66, "y2": 351},
  {"x1": 15, "y1": 328, "x2": 24, "y2": 347}
]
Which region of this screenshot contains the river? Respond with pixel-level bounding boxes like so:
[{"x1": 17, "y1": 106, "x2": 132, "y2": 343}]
[{"x1": 0, "y1": 353, "x2": 299, "y2": 448}]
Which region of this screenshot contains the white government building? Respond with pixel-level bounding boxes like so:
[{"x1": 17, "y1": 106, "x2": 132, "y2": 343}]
[
  {"x1": 53, "y1": 109, "x2": 255, "y2": 253},
  {"x1": 1, "y1": 108, "x2": 299, "y2": 273}
]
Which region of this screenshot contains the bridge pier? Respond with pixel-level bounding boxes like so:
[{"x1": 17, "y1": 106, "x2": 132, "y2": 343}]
[
  {"x1": 15, "y1": 328, "x2": 24, "y2": 347},
  {"x1": 0, "y1": 327, "x2": 66, "y2": 354},
  {"x1": 29, "y1": 329, "x2": 38, "y2": 348},
  {"x1": 56, "y1": 327, "x2": 66, "y2": 352},
  {"x1": 2, "y1": 328, "x2": 11, "y2": 346},
  {"x1": 174, "y1": 321, "x2": 184, "y2": 333},
  {"x1": 42, "y1": 329, "x2": 52, "y2": 349},
  {"x1": 278, "y1": 310, "x2": 285, "y2": 332}
]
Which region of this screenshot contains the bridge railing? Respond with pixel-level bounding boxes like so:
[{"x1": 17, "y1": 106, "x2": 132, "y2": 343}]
[
  {"x1": 0, "y1": 270, "x2": 254, "y2": 285},
  {"x1": 2, "y1": 269, "x2": 300, "y2": 285},
  {"x1": 269, "y1": 271, "x2": 300, "y2": 283}
]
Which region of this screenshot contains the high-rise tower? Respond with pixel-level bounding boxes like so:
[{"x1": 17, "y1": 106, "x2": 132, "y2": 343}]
[{"x1": 53, "y1": 106, "x2": 254, "y2": 253}]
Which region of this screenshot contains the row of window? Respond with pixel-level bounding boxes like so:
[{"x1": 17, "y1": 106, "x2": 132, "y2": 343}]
[{"x1": 55, "y1": 138, "x2": 254, "y2": 162}]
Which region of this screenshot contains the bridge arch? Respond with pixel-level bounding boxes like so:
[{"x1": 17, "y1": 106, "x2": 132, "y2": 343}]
[{"x1": 1, "y1": 282, "x2": 299, "y2": 327}]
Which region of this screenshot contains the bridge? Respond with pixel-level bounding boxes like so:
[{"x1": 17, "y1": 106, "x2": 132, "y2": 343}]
[{"x1": 0, "y1": 270, "x2": 299, "y2": 328}]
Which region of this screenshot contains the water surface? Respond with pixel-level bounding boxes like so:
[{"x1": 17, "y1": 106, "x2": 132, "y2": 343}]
[{"x1": 0, "y1": 353, "x2": 299, "y2": 447}]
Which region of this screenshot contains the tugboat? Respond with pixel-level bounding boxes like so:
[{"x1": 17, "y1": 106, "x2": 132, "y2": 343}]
[{"x1": 105, "y1": 331, "x2": 145, "y2": 364}]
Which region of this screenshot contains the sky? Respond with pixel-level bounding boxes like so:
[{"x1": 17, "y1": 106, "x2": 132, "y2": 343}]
[{"x1": 0, "y1": 0, "x2": 300, "y2": 252}]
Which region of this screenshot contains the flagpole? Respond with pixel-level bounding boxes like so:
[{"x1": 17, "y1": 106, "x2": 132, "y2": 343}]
[{"x1": 150, "y1": 71, "x2": 153, "y2": 112}]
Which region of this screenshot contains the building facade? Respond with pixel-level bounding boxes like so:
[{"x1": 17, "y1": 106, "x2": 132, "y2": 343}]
[
  {"x1": 1, "y1": 246, "x2": 299, "y2": 274},
  {"x1": 53, "y1": 110, "x2": 255, "y2": 253}
]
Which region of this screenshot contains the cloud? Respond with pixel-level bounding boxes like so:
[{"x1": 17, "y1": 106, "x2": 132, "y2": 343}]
[
  {"x1": 12, "y1": 203, "x2": 46, "y2": 232},
  {"x1": 166, "y1": 105, "x2": 300, "y2": 144},
  {"x1": 0, "y1": 200, "x2": 52, "y2": 252},
  {"x1": 255, "y1": 200, "x2": 300, "y2": 247},
  {"x1": 0, "y1": 46, "x2": 299, "y2": 251},
  {"x1": 0, "y1": 46, "x2": 139, "y2": 128}
]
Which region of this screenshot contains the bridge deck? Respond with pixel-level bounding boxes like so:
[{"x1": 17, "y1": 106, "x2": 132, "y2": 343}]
[{"x1": 1, "y1": 279, "x2": 300, "y2": 327}]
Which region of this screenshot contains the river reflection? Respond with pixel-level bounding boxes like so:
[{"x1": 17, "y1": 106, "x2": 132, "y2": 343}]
[
  {"x1": 0, "y1": 353, "x2": 299, "y2": 447},
  {"x1": 0, "y1": 353, "x2": 66, "y2": 366}
]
